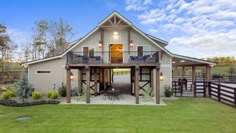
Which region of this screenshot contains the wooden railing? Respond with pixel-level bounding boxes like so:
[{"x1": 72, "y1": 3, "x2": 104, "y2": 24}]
[{"x1": 67, "y1": 51, "x2": 159, "y2": 64}]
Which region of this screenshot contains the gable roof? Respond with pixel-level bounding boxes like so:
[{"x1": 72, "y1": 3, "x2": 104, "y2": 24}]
[{"x1": 23, "y1": 11, "x2": 215, "y2": 66}]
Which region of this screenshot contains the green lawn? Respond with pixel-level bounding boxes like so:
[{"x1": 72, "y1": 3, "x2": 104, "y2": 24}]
[
  {"x1": 211, "y1": 64, "x2": 236, "y2": 75},
  {"x1": 0, "y1": 98, "x2": 236, "y2": 133}
]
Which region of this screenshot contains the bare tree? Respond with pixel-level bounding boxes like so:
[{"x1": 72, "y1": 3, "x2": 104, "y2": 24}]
[
  {"x1": 47, "y1": 18, "x2": 73, "y2": 56},
  {"x1": 31, "y1": 18, "x2": 74, "y2": 58},
  {"x1": 0, "y1": 24, "x2": 10, "y2": 72},
  {"x1": 32, "y1": 19, "x2": 48, "y2": 59}
]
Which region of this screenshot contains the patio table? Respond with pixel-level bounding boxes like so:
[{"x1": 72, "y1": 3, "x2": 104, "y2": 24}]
[{"x1": 107, "y1": 88, "x2": 121, "y2": 101}]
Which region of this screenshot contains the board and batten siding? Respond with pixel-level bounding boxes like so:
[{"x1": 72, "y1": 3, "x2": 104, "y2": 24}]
[
  {"x1": 70, "y1": 28, "x2": 172, "y2": 96},
  {"x1": 28, "y1": 57, "x2": 66, "y2": 93}
]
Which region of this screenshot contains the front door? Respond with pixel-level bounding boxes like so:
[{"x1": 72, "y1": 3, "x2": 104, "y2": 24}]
[{"x1": 110, "y1": 44, "x2": 123, "y2": 63}]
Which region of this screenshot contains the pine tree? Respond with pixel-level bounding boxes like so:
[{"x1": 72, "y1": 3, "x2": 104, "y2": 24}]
[{"x1": 15, "y1": 73, "x2": 32, "y2": 102}]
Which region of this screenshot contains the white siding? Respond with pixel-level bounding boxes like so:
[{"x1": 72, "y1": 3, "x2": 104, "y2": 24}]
[{"x1": 28, "y1": 57, "x2": 66, "y2": 93}]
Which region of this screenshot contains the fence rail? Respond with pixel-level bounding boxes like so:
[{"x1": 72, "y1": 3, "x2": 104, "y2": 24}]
[
  {"x1": 209, "y1": 82, "x2": 236, "y2": 107},
  {"x1": 173, "y1": 80, "x2": 236, "y2": 107}
]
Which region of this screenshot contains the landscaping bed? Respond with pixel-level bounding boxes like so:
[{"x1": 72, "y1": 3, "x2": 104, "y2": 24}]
[{"x1": 0, "y1": 99, "x2": 60, "y2": 107}]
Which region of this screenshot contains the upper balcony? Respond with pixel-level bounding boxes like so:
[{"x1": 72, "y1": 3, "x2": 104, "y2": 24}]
[{"x1": 67, "y1": 51, "x2": 159, "y2": 68}]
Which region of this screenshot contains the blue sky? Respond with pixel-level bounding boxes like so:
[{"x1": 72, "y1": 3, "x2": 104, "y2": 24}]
[{"x1": 1, "y1": 0, "x2": 236, "y2": 58}]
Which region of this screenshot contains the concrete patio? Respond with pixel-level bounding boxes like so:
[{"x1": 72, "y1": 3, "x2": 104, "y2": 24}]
[{"x1": 60, "y1": 94, "x2": 169, "y2": 105}]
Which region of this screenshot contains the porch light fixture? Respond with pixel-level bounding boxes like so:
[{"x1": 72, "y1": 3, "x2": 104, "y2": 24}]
[
  {"x1": 180, "y1": 60, "x2": 186, "y2": 63},
  {"x1": 129, "y1": 40, "x2": 133, "y2": 47},
  {"x1": 172, "y1": 61, "x2": 176, "y2": 64},
  {"x1": 113, "y1": 31, "x2": 118, "y2": 35},
  {"x1": 160, "y1": 72, "x2": 164, "y2": 81},
  {"x1": 70, "y1": 72, "x2": 74, "y2": 80},
  {"x1": 98, "y1": 40, "x2": 102, "y2": 48}
]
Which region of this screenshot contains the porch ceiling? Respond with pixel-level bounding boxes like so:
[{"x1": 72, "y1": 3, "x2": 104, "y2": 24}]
[{"x1": 172, "y1": 54, "x2": 215, "y2": 66}]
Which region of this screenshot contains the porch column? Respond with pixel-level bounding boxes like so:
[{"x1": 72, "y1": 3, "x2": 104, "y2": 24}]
[
  {"x1": 156, "y1": 67, "x2": 160, "y2": 104},
  {"x1": 128, "y1": 29, "x2": 130, "y2": 54},
  {"x1": 135, "y1": 66, "x2": 139, "y2": 104},
  {"x1": 182, "y1": 66, "x2": 185, "y2": 78},
  {"x1": 150, "y1": 68, "x2": 153, "y2": 91},
  {"x1": 175, "y1": 66, "x2": 178, "y2": 81},
  {"x1": 192, "y1": 66, "x2": 196, "y2": 91},
  {"x1": 94, "y1": 68, "x2": 98, "y2": 96},
  {"x1": 86, "y1": 66, "x2": 90, "y2": 103},
  {"x1": 206, "y1": 65, "x2": 211, "y2": 81},
  {"x1": 78, "y1": 69, "x2": 82, "y2": 96},
  {"x1": 100, "y1": 29, "x2": 104, "y2": 62},
  {"x1": 66, "y1": 68, "x2": 71, "y2": 103},
  {"x1": 206, "y1": 65, "x2": 211, "y2": 96}
]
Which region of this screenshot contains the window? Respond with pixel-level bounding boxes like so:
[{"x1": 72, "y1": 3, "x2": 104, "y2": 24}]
[
  {"x1": 83, "y1": 47, "x2": 95, "y2": 57},
  {"x1": 89, "y1": 48, "x2": 94, "y2": 57},
  {"x1": 36, "y1": 70, "x2": 51, "y2": 75}
]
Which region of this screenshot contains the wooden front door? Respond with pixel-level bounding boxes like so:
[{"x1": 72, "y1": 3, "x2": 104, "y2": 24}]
[
  {"x1": 110, "y1": 44, "x2": 123, "y2": 63},
  {"x1": 137, "y1": 46, "x2": 143, "y2": 56},
  {"x1": 83, "y1": 47, "x2": 89, "y2": 56}
]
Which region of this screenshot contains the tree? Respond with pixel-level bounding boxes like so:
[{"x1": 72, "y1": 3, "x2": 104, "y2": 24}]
[
  {"x1": 47, "y1": 18, "x2": 73, "y2": 56},
  {"x1": 0, "y1": 24, "x2": 10, "y2": 72},
  {"x1": 32, "y1": 20, "x2": 48, "y2": 59},
  {"x1": 15, "y1": 73, "x2": 32, "y2": 102},
  {"x1": 31, "y1": 18, "x2": 74, "y2": 59}
]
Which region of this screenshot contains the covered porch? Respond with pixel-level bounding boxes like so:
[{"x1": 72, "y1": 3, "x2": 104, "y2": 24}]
[
  {"x1": 65, "y1": 63, "x2": 161, "y2": 104},
  {"x1": 172, "y1": 54, "x2": 215, "y2": 97}
]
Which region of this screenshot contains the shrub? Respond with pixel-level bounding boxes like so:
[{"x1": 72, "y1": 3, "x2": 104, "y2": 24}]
[
  {"x1": 8, "y1": 90, "x2": 16, "y2": 97},
  {"x1": 164, "y1": 85, "x2": 172, "y2": 97},
  {"x1": 47, "y1": 92, "x2": 53, "y2": 98},
  {"x1": 0, "y1": 99, "x2": 60, "y2": 107},
  {"x1": 2, "y1": 91, "x2": 11, "y2": 100},
  {"x1": 15, "y1": 73, "x2": 32, "y2": 102},
  {"x1": 32, "y1": 91, "x2": 42, "y2": 100},
  {"x1": 50, "y1": 92, "x2": 59, "y2": 99},
  {"x1": 58, "y1": 83, "x2": 66, "y2": 97}
]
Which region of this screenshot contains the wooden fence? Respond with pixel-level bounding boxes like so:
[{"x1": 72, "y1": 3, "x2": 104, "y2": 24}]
[
  {"x1": 209, "y1": 82, "x2": 236, "y2": 107},
  {"x1": 193, "y1": 81, "x2": 236, "y2": 107},
  {"x1": 0, "y1": 71, "x2": 26, "y2": 84},
  {"x1": 194, "y1": 81, "x2": 206, "y2": 97}
]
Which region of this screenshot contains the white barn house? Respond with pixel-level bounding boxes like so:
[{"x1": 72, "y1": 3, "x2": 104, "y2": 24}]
[{"x1": 23, "y1": 12, "x2": 215, "y2": 104}]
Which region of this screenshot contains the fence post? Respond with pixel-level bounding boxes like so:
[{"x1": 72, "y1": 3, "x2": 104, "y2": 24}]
[
  {"x1": 217, "y1": 84, "x2": 221, "y2": 101},
  {"x1": 234, "y1": 89, "x2": 236, "y2": 107},
  {"x1": 203, "y1": 81, "x2": 206, "y2": 97},
  {"x1": 194, "y1": 81, "x2": 196, "y2": 97},
  {"x1": 208, "y1": 82, "x2": 211, "y2": 98}
]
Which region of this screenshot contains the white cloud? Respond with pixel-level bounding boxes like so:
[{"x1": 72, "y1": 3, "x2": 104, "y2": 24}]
[
  {"x1": 149, "y1": 28, "x2": 158, "y2": 33},
  {"x1": 125, "y1": 0, "x2": 152, "y2": 11},
  {"x1": 125, "y1": 0, "x2": 236, "y2": 57}
]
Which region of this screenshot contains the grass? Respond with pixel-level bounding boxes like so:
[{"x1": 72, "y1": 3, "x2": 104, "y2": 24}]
[
  {"x1": 211, "y1": 64, "x2": 236, "y2": 75},
  {"x1": 0, "y1": 98, "x2": 236, "y2": 133}
]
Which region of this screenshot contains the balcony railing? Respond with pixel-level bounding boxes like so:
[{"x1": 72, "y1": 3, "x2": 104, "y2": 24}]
[{"x1": 67, "y1": 51, "x2": 159, "y2": 64}]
